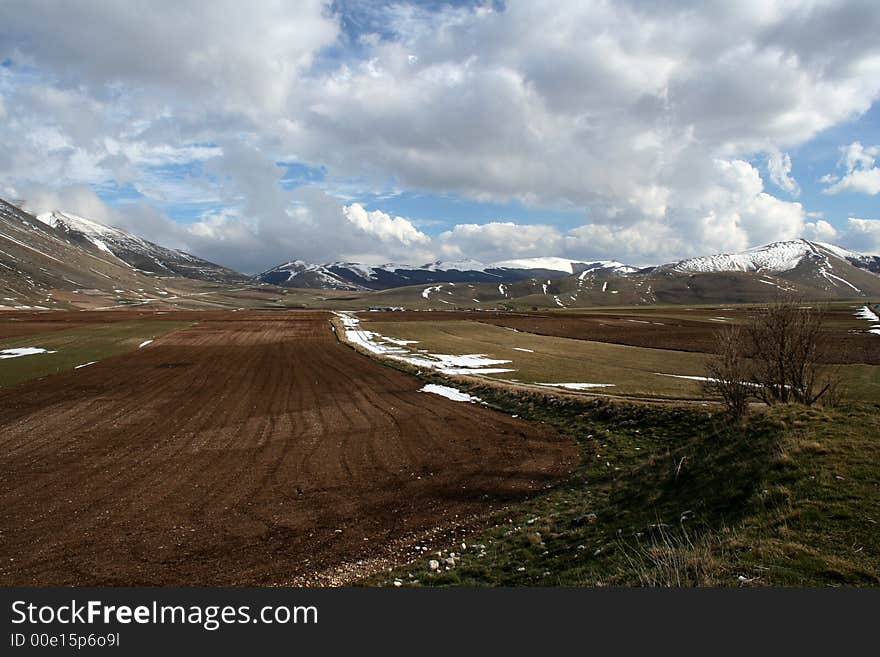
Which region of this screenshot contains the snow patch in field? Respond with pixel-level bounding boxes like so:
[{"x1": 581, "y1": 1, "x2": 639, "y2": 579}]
[
  {"x1": 855, "y1": 305, "x2": 879, "y2": 322},
  {"x1": 0, "y1": 347, "x2": 57, "y2": 359},
  {"x1": 537, "y1": 382, "x2": 616, "y2": 390},
  {"x1": 75, "y1": 361, "x2": 98, "y2": 369},
  {"x1": 655, "y1": 372, "x2": 714, "y2": 382},
  {"x1": 512, "y1": 347, "x2": 534, "y2": 352},
  {"x1": 855, "y1": 305, "x2": 880, "y2": 336},
  {"x1": 334, "y1": 311, "x2": 515, "y2": 375},
  {"x1": 138, "y1": 340, "x2": 153, "y2": 348},
  {"x1": 419, "y1": 384, "x2": 482, "y2": 403}
]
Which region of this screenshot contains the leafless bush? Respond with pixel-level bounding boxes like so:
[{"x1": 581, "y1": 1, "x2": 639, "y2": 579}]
[
  {"x1": 703, "y1": 298, "x2": 839, "y2": 416},
  {"x1": 702, "y1": 325, "x2": 751, "y2": 419}
]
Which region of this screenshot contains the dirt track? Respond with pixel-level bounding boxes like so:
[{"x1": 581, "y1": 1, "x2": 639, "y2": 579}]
[{"x1": 0, "y1": 311, "x2": 575, "y2": 585}]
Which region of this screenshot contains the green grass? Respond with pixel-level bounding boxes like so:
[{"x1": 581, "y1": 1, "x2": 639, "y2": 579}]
[
  {"x1": 366, "y1": 382, "x2": 880, "y2": 587},
  {"x1": 0, "y1": 320, "x2": 192, "y2": 388}
]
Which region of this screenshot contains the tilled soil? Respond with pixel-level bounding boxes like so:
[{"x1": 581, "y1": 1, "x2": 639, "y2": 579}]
[{"x1": 0, "y1": 311, "x2": 576, "y2": 585}]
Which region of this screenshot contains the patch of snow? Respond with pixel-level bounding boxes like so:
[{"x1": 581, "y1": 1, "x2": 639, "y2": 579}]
[
  {"x1": 856, "y1": 306, "x2": 879, "y2": 322},
  {"x1": 537, "y1": 382, "x2": 616, "y2": 390},
  {"x1": 0, "y1": 347, "x2": 57, "y2": 359},
  {"x1": 490, "y1": 257, "x2": 581, "y2": 273},
  {"x1": 91, "y1": 238, "x2": 113, "y2": 254},
  {"x1": 334, "y1": 311, "x2": 515, "y2": 375},
  {"x1": 419, "y1": 384, "x2": 482, "y2": 402},
  {"x1": 75, "y1": 361, "x2": 98, "y2": 369},
  {"x1": 855, "y1": 305, "x2": 880, "y2": 336},
  {"x1": 512, "y1": 347, "x2": 534, "y2": 352},
  {"x1": 138, "y1": 340, "x2": 153, "y2": 348},
  {"x1": 655, "y1": 372, "x2": 714, "y2": 382},
  {"x1": 422, "y1": 285, "x2": 441, "y2": 299}
]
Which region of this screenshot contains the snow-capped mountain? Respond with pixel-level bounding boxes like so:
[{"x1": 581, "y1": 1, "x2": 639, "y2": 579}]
[
  {"x1": 36, "y1": 210, "x2": 244, "y2": 282},
  {"x1": 663, "y1": 239, "x2": 880, "y2": 296},
  {"x1": 257, "y1": 257, "x2": 638, "y2": 290},
  {"x1": 668, "y1": 239, "x2": 877, "y2": 275}
]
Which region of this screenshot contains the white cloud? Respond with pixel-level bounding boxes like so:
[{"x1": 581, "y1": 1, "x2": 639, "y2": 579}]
[
  {"x1": 343, "y1": 203, "x2": 430, "y2": 247},
  {"x1": 823, "y1": 142, "x2": 880, "y2": 195},
  {"x1": 838, "y1": 217, "x2": 880, "y2": 254},
  {"x1": 2, "y1": 1, "x2": 880, "y2": 267},
  {"x1": 766, "y1": 147, "x2": 799, "y2": 195},
  {"x1": 437, "y1": 222, "x2": 564, "y2": 263},
  {"x1": 803, "y1": 219, "x2": 839, "y2": 243}
]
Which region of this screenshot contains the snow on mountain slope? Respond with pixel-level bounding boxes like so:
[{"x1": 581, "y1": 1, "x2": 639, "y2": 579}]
[
  {"x1": 671, "y1": 240, "x2": 824, "y2": 274},
  {"x1": 488, "y1": 257, "x2": 584, "y2": 273},
  {"x1": 257, "y1": 256, "x2": 644, "y2": 290},
  {"x1": 36, "y1": 210, "x2": 244, "y2": 282}
]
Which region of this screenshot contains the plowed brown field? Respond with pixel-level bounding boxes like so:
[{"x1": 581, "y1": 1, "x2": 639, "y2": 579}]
[{"x1": 0, "y1": 311, "x2": 575, "y2": 585}]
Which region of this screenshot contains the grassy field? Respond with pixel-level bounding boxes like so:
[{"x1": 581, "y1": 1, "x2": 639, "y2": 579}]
[
  {"x1": 0, "y1": 320, "x2": 192, "y2": 388},
  {"x1": 364, "y1": 318, "x2": 880, "y2": 402},
  {"x1": 367, "y1": 382, "x2": 880, "y2": 587}
]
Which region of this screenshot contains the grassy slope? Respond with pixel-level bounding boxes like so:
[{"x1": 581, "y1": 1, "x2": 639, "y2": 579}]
[
  {"x1": 0, "y1": 320, "x2": 192, "y2": 388},
  {"x1": 368, "y1": 382, "x2": 880, "y2": 586}
]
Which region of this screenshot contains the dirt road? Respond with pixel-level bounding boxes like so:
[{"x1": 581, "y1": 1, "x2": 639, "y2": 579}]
[{"x1": 0, "y1": 311, "x2": 575, "y2": 585}]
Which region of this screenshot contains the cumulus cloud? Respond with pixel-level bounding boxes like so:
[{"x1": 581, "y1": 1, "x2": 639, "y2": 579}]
[
  {"x1": 802, "y1": 216, "x2": 880, "y2": 254},
  {"x1": 437, "y1": 222, "x2": 564, "y2": 263},
  {"x1": 766, "y1": 148, "x2": 799, "y2": 195},
  {"x1": 823, "y1": 142, "x2": 880, "y2": 195},
  {"x1": 2, "y1": 1, "x2": 880, "y2": 266}
]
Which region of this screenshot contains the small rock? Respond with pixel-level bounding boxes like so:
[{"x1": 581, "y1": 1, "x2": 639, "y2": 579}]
[
  {"x1": 393, "y1": 580, "x2": 402, "y2": 587},
  {"x1": 572, "y1": 512, "x2": 598, "y2": 526},
  {"x1": 444, "y1": 557, "x2": 456, "y2": 567},
  {"x1": 429, "y1": 559, "x2": 440, "y2": 571}
]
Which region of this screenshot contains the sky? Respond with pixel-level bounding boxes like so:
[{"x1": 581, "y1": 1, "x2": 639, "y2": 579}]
[{"x1": 1, "y1": 0, "x2": 879, "y2": 273}]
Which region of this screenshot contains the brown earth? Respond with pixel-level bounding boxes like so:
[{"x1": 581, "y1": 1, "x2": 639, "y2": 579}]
[
  {"x1": 361, "y1": 309, "x2": 880, "y2": 365},
  {"x1": 0, "y1": 310, "x2": 575, "y2": 586}
]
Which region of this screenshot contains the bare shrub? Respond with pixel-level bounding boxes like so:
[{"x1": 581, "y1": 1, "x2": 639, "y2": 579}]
[
  {"x1": 702, "y1": 325, "x2": 751, "y2": 420},
  {"x1": 703, "y1": 298, "x2": 839, "y2": 415},
  {"x1": 746, "y1": 300, "x2": 834, "y2": 406}
]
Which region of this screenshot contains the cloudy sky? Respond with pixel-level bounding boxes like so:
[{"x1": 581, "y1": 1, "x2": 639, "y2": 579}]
[{"x1": 1, "y1": 0, "x2": 879, "y2": 272}]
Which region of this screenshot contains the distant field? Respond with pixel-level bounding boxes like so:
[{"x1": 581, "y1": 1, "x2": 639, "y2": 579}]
[
  {"x1": 0, "y1": 319, "x2": 192, "y2": 388},
  {"x1": 363, "y1": 316, "x2": 880, "y2": 403},
  {"x1": 362, "y1": 301, "x2": 880, "y2": 365}
]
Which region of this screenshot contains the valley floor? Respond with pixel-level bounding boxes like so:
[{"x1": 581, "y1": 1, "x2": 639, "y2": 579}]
[{"x1": 1, "y1": 306, "x2": 877, "y2": 587}]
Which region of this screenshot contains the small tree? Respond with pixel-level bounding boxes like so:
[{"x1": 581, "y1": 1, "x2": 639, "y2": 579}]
[
  {"x1": 702, "y1": 325, "x2": 751, "y2": 420},
  {"x1": 746, "y1": 300, "x2": 833, "y2": 406},
  {"x1": 703, "y1": 298, "x2": 836, "y2": 416}
]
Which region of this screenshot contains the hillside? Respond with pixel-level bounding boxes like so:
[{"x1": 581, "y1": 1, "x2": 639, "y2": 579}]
[
  {"x1": 37, "y1": 210, "x2": 244, "y2": 283},
  {"x1": 0, "y1": 198, "x2": 169, "y2": 309},
  {"x1": 0, "y1": 198, "x2": 278, "y2": 310}
]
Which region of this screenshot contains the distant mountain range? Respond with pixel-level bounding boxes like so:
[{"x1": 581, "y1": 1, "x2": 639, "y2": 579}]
[
  {"x1": 256, "y1": 257, "x2": 638, "y2": 290},
  {"x1": 257, "y1": 239, "x2": 880, "y2": 303},
  {"x1": 2, "y1": 195, "x2": 879, "y2": 310}
]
